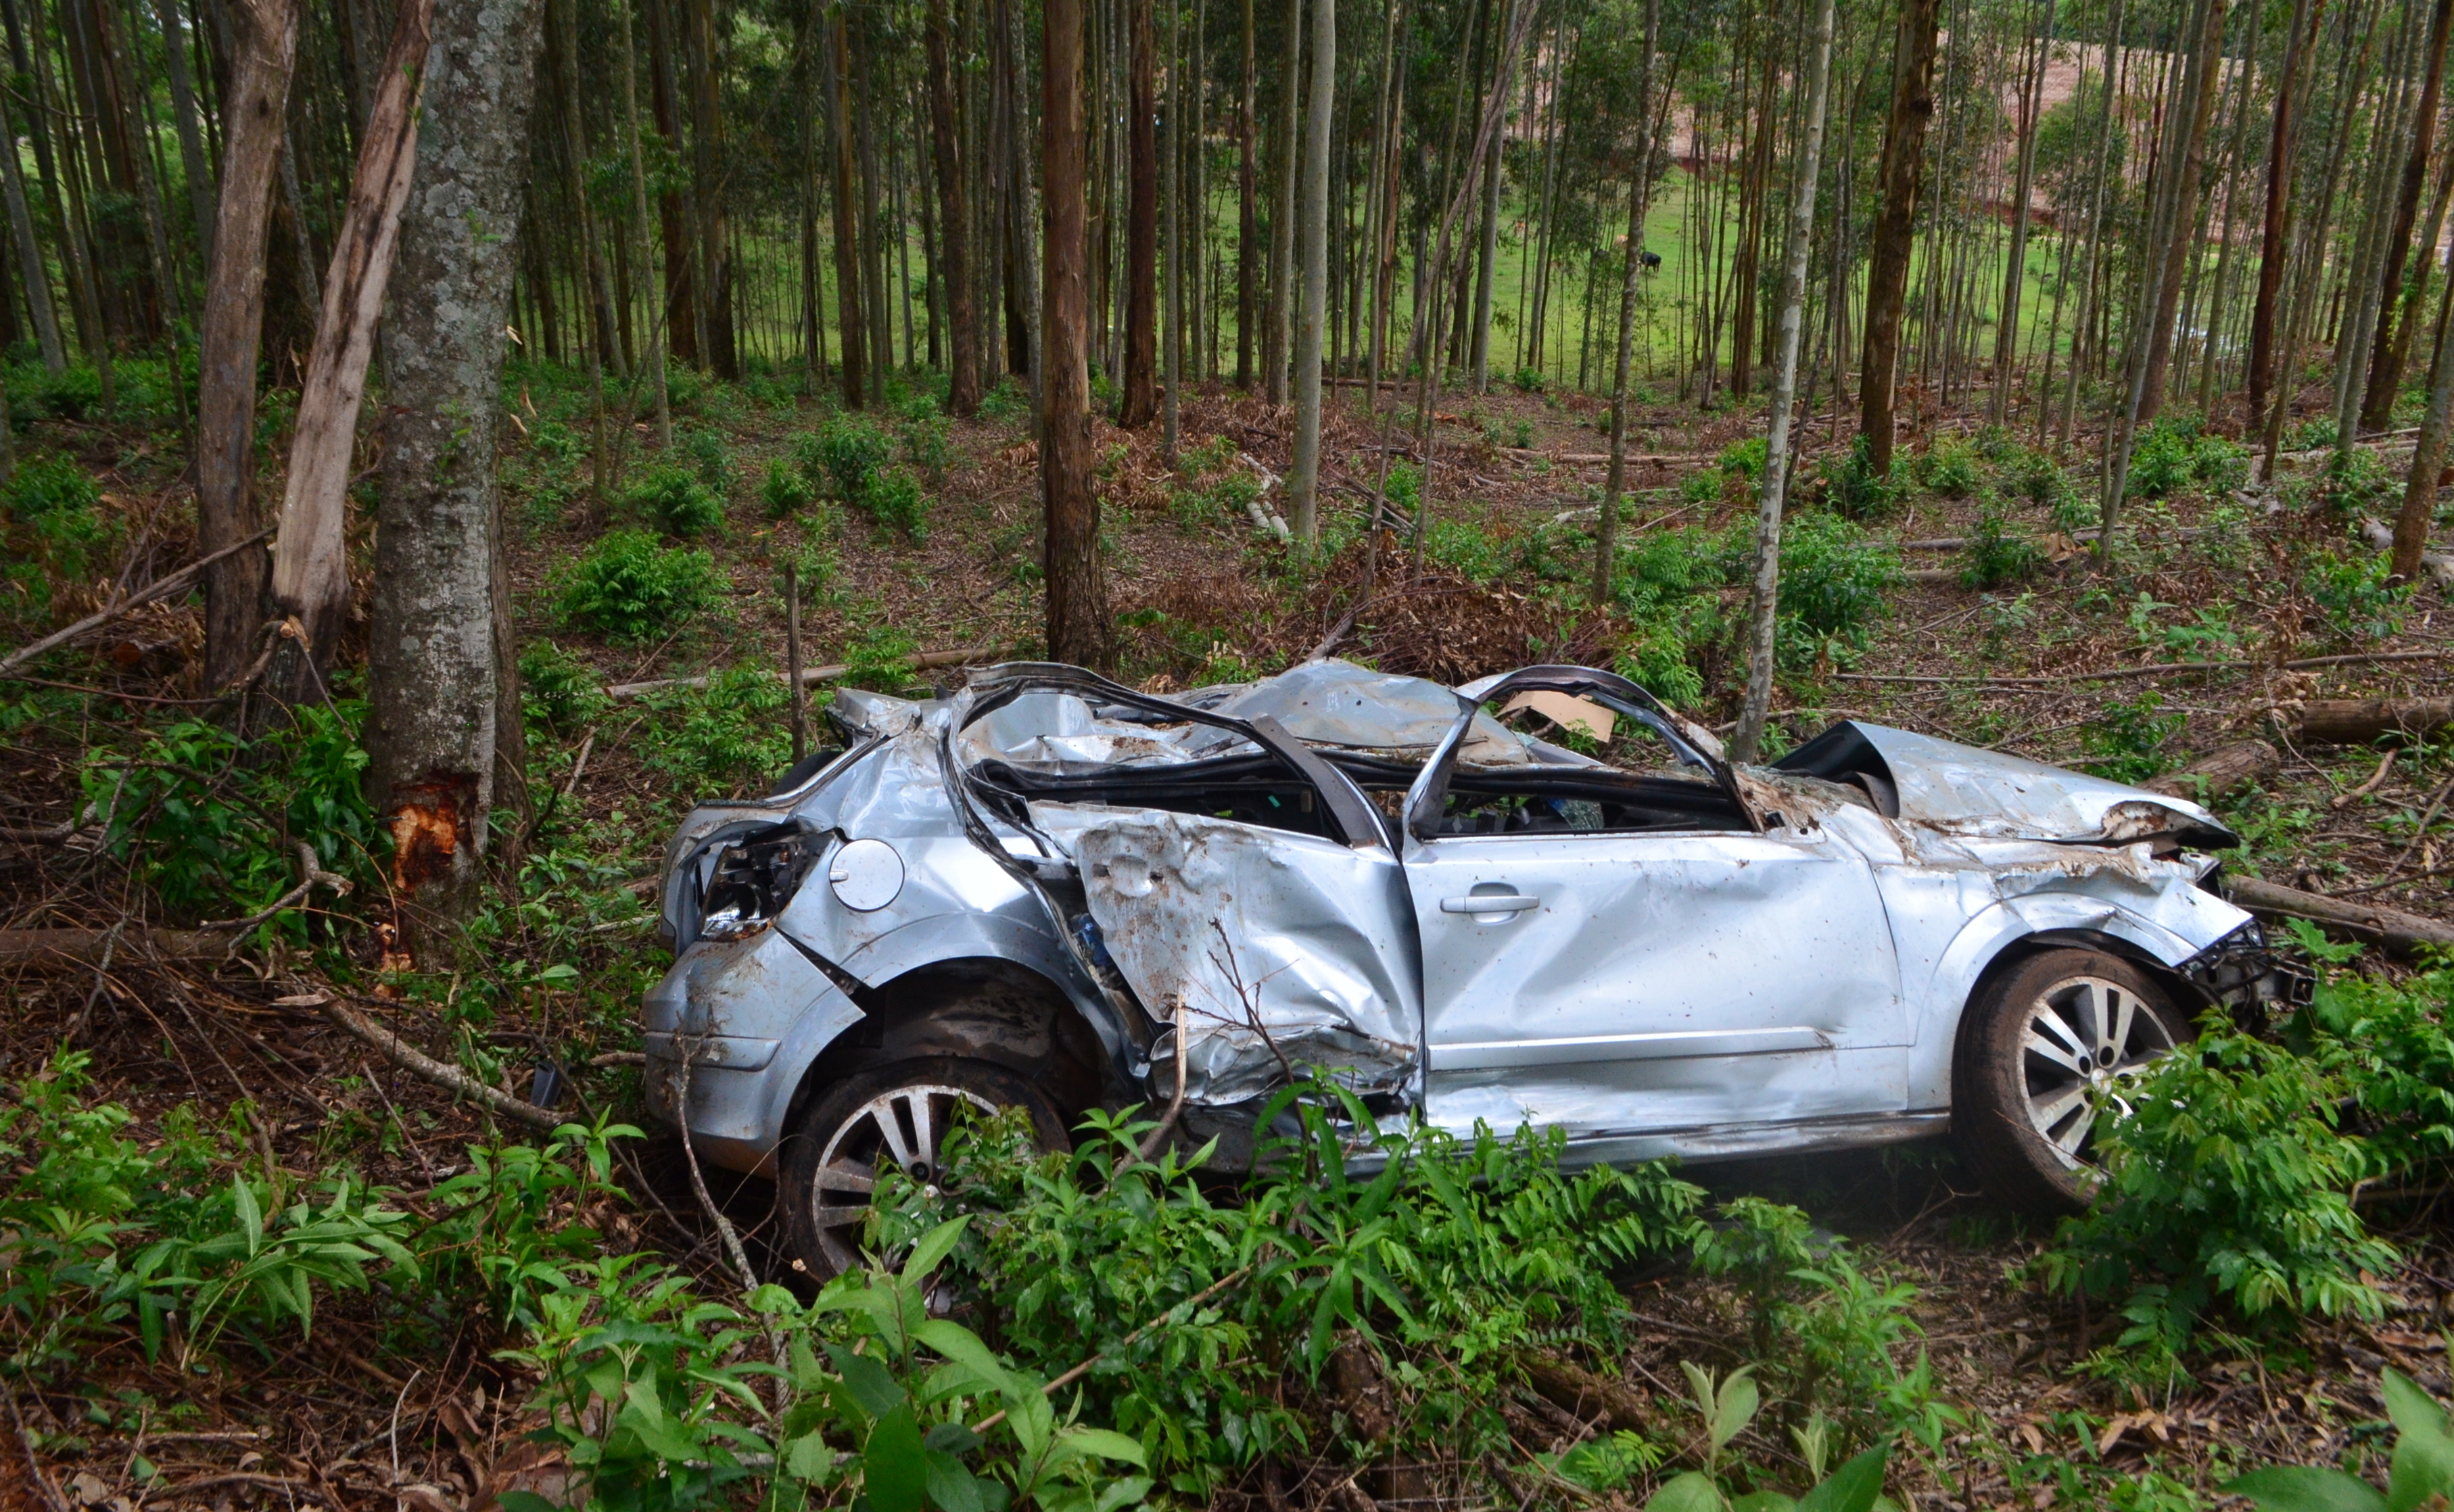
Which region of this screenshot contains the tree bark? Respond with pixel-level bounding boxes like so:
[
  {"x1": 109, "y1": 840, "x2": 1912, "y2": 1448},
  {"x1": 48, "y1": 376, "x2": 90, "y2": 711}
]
[
  {"x1": 684, "y1": 0, "x2": 732, "y2": 377},
  {"x1": 2248, "y1": 0, "x2": 2323, "y2": 451},
  {"x1": 826, "y1": 6, "x2": 865, "y2": 406},
  {"x1": 1856, "y1": 0, "x2": 1941, "y2": 477},
  {"x1": 1237, "y1": 0, "x2": 1255, "y2": 388},
  {"x1": 548, "y1": 0, "x2": 615, "y2": 492},
  {"x1": 1990, "y1": 0, "x2": 2053, "y2": 423},
  {"x1": 2364, "y1": 0, "x2": 2454, "y2": 431},
  {"x1": 644, "y1": 0, "x2": 698, "y2": 369},
  {"x1": 151, "y1": 0, "x2": 216, "y2": 274},
  {"x1": 369, "y1": 0, "x2": 543, "y2": 949},
  {"x1": 266, "y1": 0, "x2": 431, "y2": 695},
  {"x1": 1043, "y1": 0, "x2": 1110, "y2": 667},
  {"x1": 195, "y1": 0, "x2": 298, "y2": 690},
  {"x1": 1120, "y1": 0, "x2": 1158, "y2": 425},
  {"x1": 1162, "y1": 0, "x2": 1181, "y2": 456},
  {"x1": 1731, "y1": 0, "x2": 1835, "y2": 763},
  {"x1": 1288, "y1": 0, "x2": 1331, "y2": 541},
  {"x1": 1593, "y1": 0, "x2": 1659, "y2": 608},
  {"x1": 0, "y1": 68, "x2": 60, "y2": 372},
  {"x1": 617, "y1": 0, "x2": 671, "y2": 445},
  {"x1": 2393, "y1": 267, "x2": 2454, "y2": 582},
  {"x1": 2136, "y1": 0, "x2": 2227, "y2": 420},
  {"x1": 926, "y1": 0, "x2": 978, "y2": 415},
  {"x1": 1266, "y1": 0, "x2": 1298, "y2": 402}
]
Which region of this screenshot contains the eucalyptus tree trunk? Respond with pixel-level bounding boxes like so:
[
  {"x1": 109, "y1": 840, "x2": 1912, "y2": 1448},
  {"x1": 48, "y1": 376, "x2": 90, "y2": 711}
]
[
  {"x1": 548, "y1": 0, "x2": 613, "y2": 495},
  {"x1": 369, "y1": 0, "x2": 544, "y2": 948},
  {"x1": 0, "y1": 79, "x2": 60, "y2": 372},
  {"x1": 927, "y1": 0, "x2": 979, "y2": 415},
  {"x1": 1468, "y1": 39, "x2": 1505, "y2": 393},
  {"x1": 1267, "y1": 0, "x2": 1298, "y2": 401},
  {"x1": 1288, "y1": 0, "x2": 1332, "y2": 544},
  {"x1": 268, "y1": 0, "x2": 431, "y2": 696},
  {"x1": 2364, "y1": 0, "x2": 2454, "y2": 430},
  {"x1": 1162, "y1": 0, "x2": 1182, "y2": 457},
  {"x1": 1237, "y1": 0, "x2": 1255, "y2": 387},
  {"x1": 1122, "y1": 0, "x2": 1158, "y2": 425},
  {"x1": 1732, "y1": 0, "x2": 1835, "y2": 763},
  {"x1": 618, "y1": 0, "x2": 671, "y2": 446},
  {"x1": 2248, "y1": 0, "x2": 2323, "y2": 457},
  {"x1": 150, "y1": 0, "x2": 215, "y2": 273},
  {"x1": 1043, "y1": 0, "x2": 1110, "y2": 667},
  {"x1": 2194, "y1": 0, "x2": 2262, "y2": 415},
  {"x1": 826, "y1": 5, "x2": 866, "y2": 406},
  {"x1": 1989, "y1": 0, "x2": 2052, "y2": 424},
  {"x1": 1593, "y1": 0, "x2": 1659, "y2": 609},
  {"x1": 195, "y1": 0, "x2": 298, "y2": 690},
  {"x1": 2394, "y1": 264, "x2": 2454, "y2": 580},
  {"x1": 1857, "y1": 0, "x2": 1941, "y2": 477}
]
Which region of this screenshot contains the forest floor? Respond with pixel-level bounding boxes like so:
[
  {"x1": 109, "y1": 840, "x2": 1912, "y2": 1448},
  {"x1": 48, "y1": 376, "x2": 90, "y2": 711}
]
[{"x1": 2, "y1": 355, "x2": 2450, "y2": 1512}]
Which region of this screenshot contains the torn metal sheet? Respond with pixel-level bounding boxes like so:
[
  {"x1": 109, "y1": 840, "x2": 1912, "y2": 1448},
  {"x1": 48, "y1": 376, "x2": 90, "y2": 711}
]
[{"x1": 1032, "y1": 803, "x2": 1419, "y2": 1106}]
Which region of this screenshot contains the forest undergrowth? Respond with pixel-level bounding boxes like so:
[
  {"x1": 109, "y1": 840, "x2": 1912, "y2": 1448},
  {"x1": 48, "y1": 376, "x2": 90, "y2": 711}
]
[{"x1": 7, "y1": 353, "x2": 2454, "y2": 1512}]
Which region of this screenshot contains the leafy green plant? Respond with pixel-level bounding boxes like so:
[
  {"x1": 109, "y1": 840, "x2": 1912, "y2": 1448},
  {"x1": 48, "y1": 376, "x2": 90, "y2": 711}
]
[
  {"x1": 862, "y1": 465, "x2": 931, "y2": 539},
  {"x1": 557, "y1": 529, "x2": 721, "y2": 642},
  {"x1": 2039, "y1": 1021, "x2": 2397, "y2": 1346},
  {"x1": 903, "y1": 412, "x2": 953, "y2": 483},
  {"x1": 804, "y1": 413, "x2": 897, "y2": 504},
  {"x1": 979, "y1": 376, "x2": 1030, "y2": 422},
  {"x1": 762, "y1": 457, "x2": 818, "y2": 517},
  {"x1": 520, "y1": 640, "x2": 611, "y2": 736},
  {"x1": 1916, "y1": 437, "x2": 1980, "y2": 497},
  {"x1": 1959, "y1": 505, "x2": 2044, "y2": 588},
  {"x1": 1642, "y1": 1363, "x2": 1891, "y2": 1512},
  {"x1": 3, "y1": 452, "x2": 99, "y2": 519},
  {"x1": 840, "y1": 620, "x2": 921, "y2": 694},
  {"x1": 2227, "y1": 1369, "x2": 2454, "y2": 1512},
  {"x1": 1818, "y1": 436, "x2": 1907, "y2": 520},
  {"x1": 638, "y1": 665, "x2": 794, "y2": 795},
  {"x1": 680, "y1": 425, "x2": 734, "y2": 491},
  {"x1": 622, "y1": 465, "x2": 725, "y2": 539},
  {"x1": 1771, "y1": 513, "x2": 1904, "y2": 665},
  {"x1": 2079, "y1": 692, "x2": 2184, "y2": 783},
  {"x1": 2305, "y1": 548, "x2": 2412, "y2": 643}
]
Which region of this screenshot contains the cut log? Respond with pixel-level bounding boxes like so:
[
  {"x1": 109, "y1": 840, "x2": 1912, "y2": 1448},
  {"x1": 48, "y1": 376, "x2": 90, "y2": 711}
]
[
  {"x1": 2290, "y1": 697, "x2": 2454, "y2": 745},
  {"x1": 1521, "y1": 1353, "x2": 1651, "y2": 1434},
  {"x1": 2222, "y1": 874, "x2": 2454, "y2": 955},
  {"x1": 2140, "y1": 739, "x2": 2282, "y2": 801}
]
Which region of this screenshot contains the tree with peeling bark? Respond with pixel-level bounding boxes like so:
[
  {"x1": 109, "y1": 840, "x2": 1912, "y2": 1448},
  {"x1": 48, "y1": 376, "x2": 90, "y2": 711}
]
[
  {"x1": 194, "y1": 0, "x2": 300, "y2": 690},
  {"x1": 266, "y1": 0, "x2": 433, "y2": 701},
  {"x1": 367, "y1": 0, "x2": 544, "y2": 951},
  {"x1": 1857, "y1": 0, "x2": 1941, "y2": 479},
  {"x1": 1042, "y1": 0, "x2": 1109, "y2": 669},
  {"x1": 1732, "y1": 0, "x2": 1836, "y2": 765}
]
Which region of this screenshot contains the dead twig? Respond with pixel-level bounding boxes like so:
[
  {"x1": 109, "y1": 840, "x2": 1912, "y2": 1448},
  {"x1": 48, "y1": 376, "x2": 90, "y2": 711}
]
[
  {"x1": 291, "y1": 984, "x2": 561, "y2": 1129},
  {"x1": 0, "y1": 529, "x2": 273, "y2": 682}
]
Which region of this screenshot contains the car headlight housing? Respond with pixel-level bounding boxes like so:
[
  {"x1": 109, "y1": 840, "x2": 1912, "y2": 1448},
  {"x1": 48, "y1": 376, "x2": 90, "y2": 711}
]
[{"x1": 699, "y1": 823, "x2": 821, "y2": 942}]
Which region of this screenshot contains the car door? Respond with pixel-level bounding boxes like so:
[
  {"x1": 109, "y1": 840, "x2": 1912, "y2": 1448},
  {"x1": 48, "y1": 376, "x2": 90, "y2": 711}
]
[{"x1": 1401, "y1": 671, "x2": 1909, "y2": 1148}]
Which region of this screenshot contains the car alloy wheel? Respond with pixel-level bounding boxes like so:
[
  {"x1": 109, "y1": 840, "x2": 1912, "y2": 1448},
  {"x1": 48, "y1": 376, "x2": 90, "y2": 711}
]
[
  {"x1": 805, "y1": 1083, "x2": 995, "y2": 1275},
  {"x1": 2017, "y1": 974, "x2": 2177, "y2": 1169},
  {"x1": 1952, "y1": 946, "x2": 2190, "y2": 1214}
]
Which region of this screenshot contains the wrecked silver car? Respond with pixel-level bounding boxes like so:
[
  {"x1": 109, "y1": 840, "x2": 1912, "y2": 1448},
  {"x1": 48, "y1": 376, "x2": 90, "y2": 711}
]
[{"x1": 642, "y1": 659, "x2": 2303, "y2": 1273}]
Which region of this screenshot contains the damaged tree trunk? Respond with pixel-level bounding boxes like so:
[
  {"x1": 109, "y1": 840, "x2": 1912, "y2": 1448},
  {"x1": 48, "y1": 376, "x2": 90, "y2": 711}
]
[
  {"x1": 2140, "y1": 740, "x2": 2282, "y2": 801},
  {"x1": 195, "y1": 0, "x2": 300, "y2": 690},
  {"x1": 367, "y1": 0, "x2": 543, "y2": 953},
  {"x1": 265, "y1": 0, "x2": 434, "y2": 699}
]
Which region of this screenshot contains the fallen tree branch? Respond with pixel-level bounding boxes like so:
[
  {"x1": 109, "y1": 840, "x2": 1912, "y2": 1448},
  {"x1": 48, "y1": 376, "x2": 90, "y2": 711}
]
[
  {"x1": 1520, "y1": 1354, "x2": 1651, "y2": 1434},
  {"x1": 2221, "y1": 874, "x2": 2454, "y2": 955},
  {"x1": 1836, "y1": 648, "x2": 2454, "y2": 688},
  {"x1": 0, "y1": 528, "x2": 274, "y2": 681},
  {"x1": 2288, "y1": 696, "x2": 2454, "y2": 745},
  {"x1": 607, "y1": 646, "x2": 993, "y2": 701},
  {"x1": 0, "y1": 928, "x2": 231, "y2": 966},
  {"x1": 292, "y1": 985, "x2": 561, "y2": 1129}
]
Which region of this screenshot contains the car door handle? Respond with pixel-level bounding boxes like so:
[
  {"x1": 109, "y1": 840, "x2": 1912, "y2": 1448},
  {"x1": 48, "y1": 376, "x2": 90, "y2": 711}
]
[{"x1": 1441, "y1": 893, "x2": 1540, "y2": 914}]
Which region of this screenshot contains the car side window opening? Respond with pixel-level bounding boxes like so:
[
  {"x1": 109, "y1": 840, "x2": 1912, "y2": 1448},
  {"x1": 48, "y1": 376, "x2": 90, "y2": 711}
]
[{"x1": 1429, "y1": 704, "x2": 1750, "y2": 836}]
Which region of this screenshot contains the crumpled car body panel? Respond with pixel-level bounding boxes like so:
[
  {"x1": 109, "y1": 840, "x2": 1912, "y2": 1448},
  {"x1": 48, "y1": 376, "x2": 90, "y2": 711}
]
[{"x1": 642, "y1": 659, "x2": 2278, "y2": 1175}]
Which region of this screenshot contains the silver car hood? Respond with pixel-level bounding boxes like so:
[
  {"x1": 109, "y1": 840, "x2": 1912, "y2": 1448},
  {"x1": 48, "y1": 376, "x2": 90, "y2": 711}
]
[{"x1": 1791, "y1": 722, "x2": 2235, "y2": 847}]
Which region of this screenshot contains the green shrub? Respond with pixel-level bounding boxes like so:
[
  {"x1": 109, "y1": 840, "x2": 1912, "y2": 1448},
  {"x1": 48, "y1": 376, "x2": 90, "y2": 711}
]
[
  {"x1": 802, "y1": 412, "x2": 895, "y2": 503},
  {"x1": 2126, "y1": 427, "x2": 2197, "y2": 499},
  {"x1": 81, "y1": 700, "x2": 379, "y2": 923},
  {"x1": 859, "y1": 465, "x2": 930, "y2": 539},
  {"x1": 621, "y1": 465, "x2": 724, "y2": 538},
  {"x1": 760, "y1": 457, "x2": 816, "y2": 518},
  {"x1": 556, "y1": 528, "x2": 720, "y2": 642},
  {"x1": 979, "y1": 376, "x2": 1029, "y2": 423},
  {"x1": 1512, "y1": 366, "x2": 1548, "y2": 394},
  {"x1": 17, "y1": 364, "x2": 102, "y2": 420},
  {"x1": 1958, "y1": 504, "x2": 2045, "y2": 589},
  {"x1": 4, "y1": 452, "x2": 99, "y2": 519},
  {"x1": 1775, "y1": 513, "x2": 1903, "y2": 651},
  {"x1": 901, "y1": 411, "x2": 952, "y2": 482},
  {"x1": 2303, "y1": 547, "x2": 2412, "y2": 643},
  {"x1": 869, "y1": 1088, "x2": 1705, "y2": 1485},
  {"x1": 839, "y1": 619, "x2": 920, "y2": 693},
  {"x1": 1915, "y1": 437, "x2": 1981, "y2": 497},
  {"x1": 679, "y1": 426, "x2": 732, "y2": 492},
  {"x1": 1819, "y1": 435, "x2": 1906, "y2": 520},
  {"x1": 638, "y1": 665, "x2": 793, "y2": 795},
  {"x1": 2079, "y1": 690, "x2": 2184, "y2": 783},
  {"x1": 519, "y1": 640, "x2": 611, "y2": 735},
  {"x1": 2039, "y1": 1021, "x2": 2395, "y2": 1348}
]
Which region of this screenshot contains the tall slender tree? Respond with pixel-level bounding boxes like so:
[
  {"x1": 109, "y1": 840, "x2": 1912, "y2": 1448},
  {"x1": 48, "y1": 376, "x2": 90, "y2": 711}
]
[
  {"x1": 1044, "y1": 0, "x2": 1110, "y2": 665},
  {"x1": 1858, "y1": 0, "x2": 1941, "y2": 477},
  {"x1": 927, "y1": 0, "x2": 979, "y2": 415},
  {"x1": 1121, "y1": 0, "x2": 1158, "y2": 425},
  {"x1": 1288, "y1": 0, "x2": 1331, "y2": 542}
]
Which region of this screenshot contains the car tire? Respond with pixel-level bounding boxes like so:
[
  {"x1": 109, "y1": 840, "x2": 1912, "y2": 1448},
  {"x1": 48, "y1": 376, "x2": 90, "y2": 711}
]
[
  {"x1": 778, "y1": 1056, "x2": 1070, "y2": 1280},
  {"x1": 1952, "y1": 947, "x2": 2192, "y2": 1214}
]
